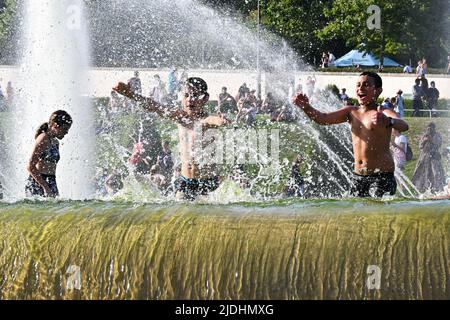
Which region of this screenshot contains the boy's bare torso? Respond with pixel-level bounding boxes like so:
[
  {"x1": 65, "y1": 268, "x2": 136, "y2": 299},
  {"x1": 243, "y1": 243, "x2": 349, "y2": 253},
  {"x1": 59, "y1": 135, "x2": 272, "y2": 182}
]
[
  {"x1": 348, "y1": 107, "x2": 394, "y2": 174},
  {"x1": 177, "y1": 120, "x2": 219, "y2": 179}
]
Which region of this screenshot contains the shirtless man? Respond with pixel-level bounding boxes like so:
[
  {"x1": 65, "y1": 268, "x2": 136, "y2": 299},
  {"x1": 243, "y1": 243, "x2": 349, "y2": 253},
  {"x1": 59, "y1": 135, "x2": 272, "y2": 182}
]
[
  {"x1": 114, "y1": 77, "x2": 229, "y2": 200},
  {"x1": 293, "y1": 71, "x2": 409, "y2": 197}
]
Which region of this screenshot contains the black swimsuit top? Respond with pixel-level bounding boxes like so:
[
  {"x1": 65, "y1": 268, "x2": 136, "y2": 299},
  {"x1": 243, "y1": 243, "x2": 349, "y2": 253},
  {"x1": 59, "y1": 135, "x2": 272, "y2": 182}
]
[{"x1": 39, "y1": 143, "x2": 60, "y2": 164}]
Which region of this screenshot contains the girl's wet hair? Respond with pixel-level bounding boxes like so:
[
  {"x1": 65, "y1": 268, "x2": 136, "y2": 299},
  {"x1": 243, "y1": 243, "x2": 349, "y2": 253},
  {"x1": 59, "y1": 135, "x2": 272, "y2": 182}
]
[{"x1": 35, "y1": 110, "x2": 73, "y2": 139}]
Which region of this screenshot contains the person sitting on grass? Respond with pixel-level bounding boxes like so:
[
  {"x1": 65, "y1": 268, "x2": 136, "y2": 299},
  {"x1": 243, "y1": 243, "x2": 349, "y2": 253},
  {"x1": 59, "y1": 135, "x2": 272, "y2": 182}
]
[
  {"x1": 236, "y1": 98, "x2": 257, "y2": 127},
  {"x1": 276, "y1": 104, "x2": 295, "y2": 123},
  {"x1": 218, "y1": 87, "x2": 237, "y2": 114}
]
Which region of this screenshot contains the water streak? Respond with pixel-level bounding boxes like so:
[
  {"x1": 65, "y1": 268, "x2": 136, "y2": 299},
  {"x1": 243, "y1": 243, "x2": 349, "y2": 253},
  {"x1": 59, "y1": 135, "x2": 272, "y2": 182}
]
[
  {"x1": 5, "y1": 0, "x2": 94, "y2": 200},
  {"x1": 0, "y1": 200, "x2": 449, "y2": 299}
]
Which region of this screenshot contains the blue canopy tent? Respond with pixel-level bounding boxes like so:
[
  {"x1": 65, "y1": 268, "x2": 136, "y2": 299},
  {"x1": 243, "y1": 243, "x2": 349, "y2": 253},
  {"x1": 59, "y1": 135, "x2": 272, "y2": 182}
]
[{"x1": 332, "y1": 50, "x2": 401, "y2": 67}]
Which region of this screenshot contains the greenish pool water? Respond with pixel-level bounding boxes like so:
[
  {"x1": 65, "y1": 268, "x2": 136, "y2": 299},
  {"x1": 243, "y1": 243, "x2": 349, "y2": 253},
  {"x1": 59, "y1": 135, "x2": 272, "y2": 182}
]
[{"x1": 0, "y1": 199, "x2": 449, "y2": 299}]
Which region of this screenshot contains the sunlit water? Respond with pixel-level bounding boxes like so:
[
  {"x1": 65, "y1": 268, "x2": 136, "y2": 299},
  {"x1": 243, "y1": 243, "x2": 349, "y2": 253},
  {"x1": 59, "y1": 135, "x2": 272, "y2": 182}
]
[
  {"x1": 0, "y1": 198, "x2": 449, "y2": 299},
  {"x1": 0, "y1": 0, "x2": 448, "y2": 300}
]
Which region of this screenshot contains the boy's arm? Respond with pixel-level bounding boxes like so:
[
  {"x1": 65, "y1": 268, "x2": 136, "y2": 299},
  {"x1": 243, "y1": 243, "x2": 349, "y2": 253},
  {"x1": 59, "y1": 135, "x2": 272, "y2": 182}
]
[
  {"x1": 292, "y1": 94, "x2": 353, "y2": 125},
  {"x1": 113, "y1": 82, "x2": 187, "y2": 123},
  {"x1": 378, "y1": 108, "x2": 409, "y2": 132}
]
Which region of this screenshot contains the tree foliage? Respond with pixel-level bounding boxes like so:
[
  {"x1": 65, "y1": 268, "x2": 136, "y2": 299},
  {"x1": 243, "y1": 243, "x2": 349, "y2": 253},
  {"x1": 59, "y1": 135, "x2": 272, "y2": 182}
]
[
  {"x1": 0, "y1": 0, "x2": 18, "y2": 63},
  {"x1": 259, "y1": 0, "x2": 346, "y2": 65},
  {"x1": 318, "y1": 0, "x2": 450, "y2": 67},
  {"x1": 0, "y1": 0, "x2": 448, "y2": 68}
]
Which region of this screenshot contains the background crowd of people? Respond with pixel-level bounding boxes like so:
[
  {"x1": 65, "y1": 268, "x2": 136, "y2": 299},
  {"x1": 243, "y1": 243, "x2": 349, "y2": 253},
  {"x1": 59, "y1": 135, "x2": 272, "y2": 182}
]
[
  {"x1": 0, "y1": 68, "x2": 448, "y2": 199},
  {"x1": 96, "y1": 70, "x2": 449, "y2": 199}
]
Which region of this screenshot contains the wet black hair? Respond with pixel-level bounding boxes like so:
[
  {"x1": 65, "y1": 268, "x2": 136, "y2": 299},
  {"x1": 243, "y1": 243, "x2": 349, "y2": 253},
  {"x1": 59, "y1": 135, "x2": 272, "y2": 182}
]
[
  {"x1": 35, "y1": 110, "x2": 73, "y2": 139},
  {"x1": 186, "y1": 77, "x2": 208, "y2": 93},
  {"x1": 359, "y1": 71, "x2": 382, "y2": 88}
]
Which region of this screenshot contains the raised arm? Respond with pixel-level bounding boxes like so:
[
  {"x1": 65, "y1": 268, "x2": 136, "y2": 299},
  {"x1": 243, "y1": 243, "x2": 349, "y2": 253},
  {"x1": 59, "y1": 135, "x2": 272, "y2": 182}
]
[
  {"x1": 292, "y1": 93, "x2": 353, "y2": 125},
  {"x1": 113, "y1": 82, "x2": 187, "y2": 123}
]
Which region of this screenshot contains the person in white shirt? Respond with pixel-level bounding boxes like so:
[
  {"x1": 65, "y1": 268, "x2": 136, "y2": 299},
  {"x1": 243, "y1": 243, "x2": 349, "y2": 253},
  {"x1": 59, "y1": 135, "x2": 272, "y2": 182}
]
[
  {"x1": 416, "y1": 60, "x2": 424, "y2": 78},
  {"x1": 328, "y1": 51, "x2": 336, "y2": 66},
  {"x1": 339, "y1": 88, "x2": 349, "y2": 102},
  {"x1": 391, "y1": 128, "x2": 408, "y2": 171}
]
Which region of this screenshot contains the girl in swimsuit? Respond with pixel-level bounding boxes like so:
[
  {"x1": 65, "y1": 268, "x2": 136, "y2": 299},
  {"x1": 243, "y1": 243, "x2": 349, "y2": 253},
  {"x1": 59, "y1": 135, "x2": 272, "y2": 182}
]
[{"x1": 26, "y1": 110, "x2": 72, "y2": 197}]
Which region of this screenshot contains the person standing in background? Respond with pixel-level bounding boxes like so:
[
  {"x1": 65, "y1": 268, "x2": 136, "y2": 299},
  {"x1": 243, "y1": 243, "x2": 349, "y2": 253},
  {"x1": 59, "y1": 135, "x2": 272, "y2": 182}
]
[
  {"x1": 167, "y1": 68, "x2": 179, "y2": 100},
  {"x1": 421, "y1": 58, "x2": 428, "y2": 76},
  {"x1": 412, "y1": 123, "x2": 446, "y2": 194},
  {"x1": 411, "y1": 78, "x2": 424, "y2": 117},
  {"x1": 0, "y1": 85, "x2": 6, "y2": 112},
  {"x1": 6, "y1": 81, "x2": 14, "y2": 108},
  {"x1": 391, "y1": 128, "x2": 408, "y2": 172},
  {"x1": 129, "y1": 71, "x2": 142, "y2": 95},
  {"x1": 427, "y1": 81, "x2": 440, "y2": 116},
  {"x1": 395, "y1": 90, "x2": 404, "y2": 118},
  {"x1": 328, "y1": 51, "x2": 336, "y2": 66}
]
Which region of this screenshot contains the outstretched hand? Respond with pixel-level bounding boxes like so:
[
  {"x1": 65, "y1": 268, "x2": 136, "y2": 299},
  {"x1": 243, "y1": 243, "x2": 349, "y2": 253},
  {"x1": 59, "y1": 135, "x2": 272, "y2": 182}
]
[
  {"x1": 371, "y1": 106, "x2": 389, "y2": 127},
  {"x1": 113, "y1": 82, "x2": 136, "y2": 100},
  {"x1": 292, "y1": 94, "x2": 310, "y2": 109}
]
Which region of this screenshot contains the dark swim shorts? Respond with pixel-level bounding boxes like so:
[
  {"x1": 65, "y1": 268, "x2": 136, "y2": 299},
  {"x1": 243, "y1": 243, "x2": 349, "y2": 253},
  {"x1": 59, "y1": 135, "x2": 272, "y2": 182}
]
[
  {"x1": 25, "y1": 174, "x2": 59, "y2": 197},
  {"x1": 174, "y1": 176, "x2": 220, "y2": 200},
  {"x1": 350, "y1": 172, "x2": 397, "y2": 198}
]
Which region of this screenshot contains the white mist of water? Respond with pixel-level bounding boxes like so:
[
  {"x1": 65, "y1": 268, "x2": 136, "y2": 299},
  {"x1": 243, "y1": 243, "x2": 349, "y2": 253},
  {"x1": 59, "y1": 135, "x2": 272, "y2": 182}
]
[{"x1": 6, "y1": 0, "x2": 94, "y2": 200}]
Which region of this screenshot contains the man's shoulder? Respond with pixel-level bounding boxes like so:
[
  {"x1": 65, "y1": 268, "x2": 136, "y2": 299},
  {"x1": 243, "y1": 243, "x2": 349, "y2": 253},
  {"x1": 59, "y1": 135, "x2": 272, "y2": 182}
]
[{"x1": 340, "y1": 105, "x2": 359, "y2": 120}]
